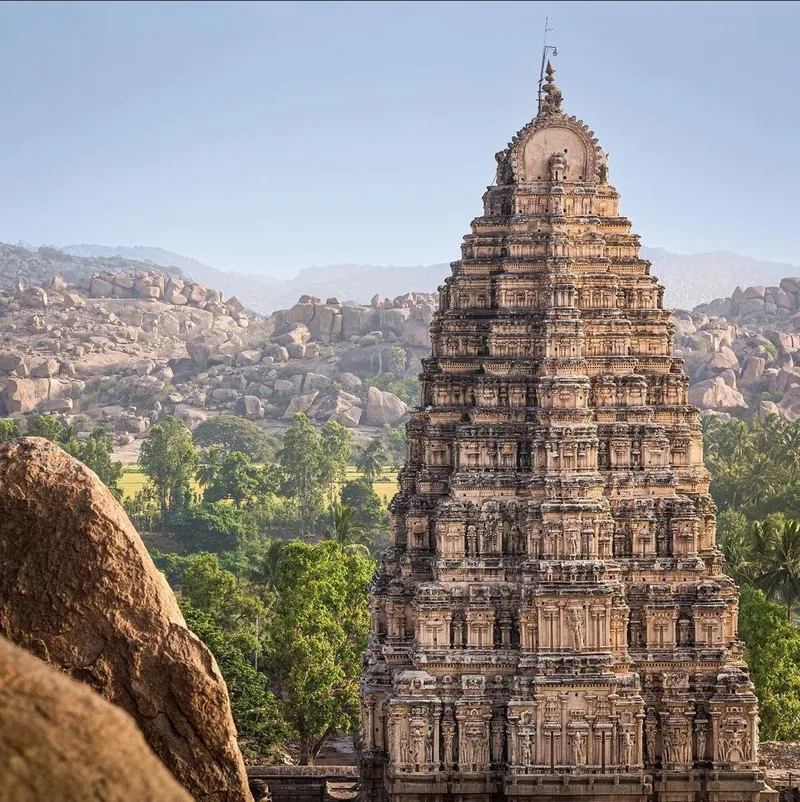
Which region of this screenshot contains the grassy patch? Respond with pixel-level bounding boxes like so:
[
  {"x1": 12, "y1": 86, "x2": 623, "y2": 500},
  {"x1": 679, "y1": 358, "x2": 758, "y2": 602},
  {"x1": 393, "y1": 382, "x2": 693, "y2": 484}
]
[{"x1": 121, "y1": 464, "x2": 400, "y2": 503}]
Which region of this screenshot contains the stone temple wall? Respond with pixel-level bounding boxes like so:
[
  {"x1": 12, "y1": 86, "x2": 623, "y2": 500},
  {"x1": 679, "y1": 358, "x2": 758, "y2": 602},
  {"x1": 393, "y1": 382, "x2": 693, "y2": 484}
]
[{"x1": 359, "y1": 65, "x2": 776, "y2": 802}]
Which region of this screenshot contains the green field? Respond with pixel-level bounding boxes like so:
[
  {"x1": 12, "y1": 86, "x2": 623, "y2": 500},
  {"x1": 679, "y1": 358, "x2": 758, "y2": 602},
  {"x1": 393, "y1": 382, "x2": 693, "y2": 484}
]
[{"x1": 121, "y1": 464, "x2": 399, "y2": 502}]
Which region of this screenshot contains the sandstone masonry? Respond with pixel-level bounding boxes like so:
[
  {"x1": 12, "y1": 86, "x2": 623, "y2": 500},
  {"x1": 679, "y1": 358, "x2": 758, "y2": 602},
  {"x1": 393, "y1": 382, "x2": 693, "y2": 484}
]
[{"x1": 359, "y1": 65, "x2": 775, "y2": 802}]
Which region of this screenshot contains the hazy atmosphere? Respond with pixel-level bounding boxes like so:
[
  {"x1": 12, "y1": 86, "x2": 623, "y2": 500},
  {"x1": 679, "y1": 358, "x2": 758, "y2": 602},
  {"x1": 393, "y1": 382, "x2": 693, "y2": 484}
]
[{"x1": 0, "y1": 0, "x2": 798, "y2": 275}]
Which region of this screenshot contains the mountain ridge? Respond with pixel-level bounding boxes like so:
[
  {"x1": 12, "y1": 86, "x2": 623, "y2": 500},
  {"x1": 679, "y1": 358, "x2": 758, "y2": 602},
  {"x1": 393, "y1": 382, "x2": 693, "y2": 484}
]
[{"x1": 16, "y1": 242, "x2": 800, "y2": 314}]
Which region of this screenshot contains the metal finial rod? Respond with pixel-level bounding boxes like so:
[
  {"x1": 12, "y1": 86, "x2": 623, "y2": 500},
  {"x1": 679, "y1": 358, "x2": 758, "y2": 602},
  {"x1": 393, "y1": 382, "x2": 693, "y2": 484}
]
[{"x1": 537, "y1": 16, "x2": 558, "y2": 113}]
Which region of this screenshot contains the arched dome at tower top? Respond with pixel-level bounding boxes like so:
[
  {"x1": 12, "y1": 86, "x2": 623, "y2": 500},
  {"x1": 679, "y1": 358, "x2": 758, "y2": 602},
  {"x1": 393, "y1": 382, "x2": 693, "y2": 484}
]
[{"x1": 500, "y1": 62, "x2": 609, "y2": 186}]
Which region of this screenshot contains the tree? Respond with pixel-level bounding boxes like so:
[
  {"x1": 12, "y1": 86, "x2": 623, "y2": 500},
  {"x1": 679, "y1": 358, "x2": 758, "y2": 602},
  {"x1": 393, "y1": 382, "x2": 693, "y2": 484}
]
[
  {"x1": 325, "y1": 502, "x2": 369, "y2": 557},
  {"x1": 356, "y1": 438, "x2": 387, "y2": 481},
  {"x1": 194, "y1": 415, "x2": 278, "y2": 462},
  {"x1": 320, "y1": 421, "x2": 351, "y2": 504},
  {"x1": 266, "y1": 541, "x2": 373, "y2": 764},
  {"x1": 0, "y1": 418, "x2": 20, "y2": 444},
  {"x1": 73, "y1": 428, "x2": 123, "y2": 499},
  {"x1": 717, "y1": 509, "x2": 757, "y2": 586},
  {"x1": 182, "y1": 602, "x2": 286, "y2": 757},
  {"x1": 170, "y1": 502, "x2": 251, "y2": 553},
  {"x1": 204, "y1": 451, "x2": 261, "y2": 507},
  {"x1": 738, "y1": 586, "x2": 800, "y2": 740},
  {"x1": 139, "y1": 416, "x2": 199, "y2": 524},
  {"x1": 26, "y1": 413, "x2": 69, "y2": 443},
  {"x1": 279, "y1": 414, "x2": 326, "y2": 535},
  {"x1": 752, "y1": 517, "x2": 800, "y2": 621},
  {"x1": 341, "y1": 477, "x2": 388, "y2": 534},
  {"x1": 180, "y1": 552, "x2": 267, "y2": 641},
  {"x1": 196, "y1": 446, "x2": 224, "y2": 489}
]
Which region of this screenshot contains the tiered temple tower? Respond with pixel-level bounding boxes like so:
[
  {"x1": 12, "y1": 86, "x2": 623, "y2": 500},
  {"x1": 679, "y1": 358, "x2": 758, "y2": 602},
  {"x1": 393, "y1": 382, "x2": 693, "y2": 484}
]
[{"x1": 360, "y1": 65, "x2": 775, "y2": 802}]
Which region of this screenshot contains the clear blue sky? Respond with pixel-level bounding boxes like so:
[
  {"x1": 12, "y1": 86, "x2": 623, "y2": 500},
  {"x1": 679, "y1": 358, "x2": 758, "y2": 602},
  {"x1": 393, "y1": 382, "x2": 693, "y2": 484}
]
[{"x1": 0, "y1": 0, "x2": 797, "y2": 277}]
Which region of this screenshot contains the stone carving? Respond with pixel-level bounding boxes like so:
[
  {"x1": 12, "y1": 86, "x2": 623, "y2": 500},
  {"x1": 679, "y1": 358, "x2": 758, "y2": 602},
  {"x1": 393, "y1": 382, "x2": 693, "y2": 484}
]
[
  {"x1": 360, "y1": 63, "x2": 767, "y2": 802},
  {"x1": 570, "y1": 730, "x2": 586, "y2": 766}
]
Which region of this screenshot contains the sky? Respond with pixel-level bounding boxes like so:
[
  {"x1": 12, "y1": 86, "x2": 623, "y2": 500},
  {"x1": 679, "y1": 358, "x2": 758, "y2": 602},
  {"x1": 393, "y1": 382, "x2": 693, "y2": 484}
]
[{"x1": 0, "y1": 0, "x2": 797, "y2": 277}]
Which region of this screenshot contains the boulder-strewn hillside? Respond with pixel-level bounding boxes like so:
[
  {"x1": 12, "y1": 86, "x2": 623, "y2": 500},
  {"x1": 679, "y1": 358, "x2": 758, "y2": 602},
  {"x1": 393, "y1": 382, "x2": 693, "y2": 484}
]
[
  {"x1": 0, "y1": 243, "x2": 180, "y2": 293},
  {"x1": 54, "y1": 242, "x2": 800, "y2": 314},
  {"x1": 675, "y1": 277, "x2": 800, "y2": 421},
  {"x1": 0, "y1": 270, "x2": 432, "y2": 450}
]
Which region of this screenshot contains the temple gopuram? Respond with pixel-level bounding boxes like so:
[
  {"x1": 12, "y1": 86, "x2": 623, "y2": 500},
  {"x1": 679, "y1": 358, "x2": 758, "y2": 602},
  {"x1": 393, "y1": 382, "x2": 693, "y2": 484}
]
[{"x1": 359, "y1": 64, "x2": 776, "y2": 802}]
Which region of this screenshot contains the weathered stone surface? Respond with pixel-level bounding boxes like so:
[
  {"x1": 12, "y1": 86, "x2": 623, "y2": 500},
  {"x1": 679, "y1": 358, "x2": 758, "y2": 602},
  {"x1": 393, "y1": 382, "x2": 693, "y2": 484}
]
[
  {"x1": 0, "y1": 377, "x2": 52, "y2": 414},
  {"x1": 283, "y1": 391, "x2": 319, "y2": 418},
  {"x1": 235, "y1": 394, "x2": 264, "y2": 419},
  {"x1": 0, "y1": 439, "x2": 250, "y2": 802},
  {"x1": 30, "y1": 358, "x2": 60, "y2": 378},
  {"x1": 708, "y1": 345, "x2": 739, "y2": 372},
  {"x1": 303, "y1": 371, "x2": 334, "y2": 392},
  {"x1": 688, "y1": 376, "x2": 748, "y2": 409},
  {"x1": 365, "y1": 386, "x2": 407, "y2": 426},
  {"x1": 740, "y1": 356, "x2": 766, "y2": 386},
  {"x1": 0, "y1": 635, "x2": 192, "y2": 802}
]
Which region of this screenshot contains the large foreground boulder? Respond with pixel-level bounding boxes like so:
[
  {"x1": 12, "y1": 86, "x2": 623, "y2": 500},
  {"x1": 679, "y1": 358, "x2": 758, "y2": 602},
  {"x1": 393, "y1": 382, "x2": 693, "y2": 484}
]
[
  {"x1": 0, "y1": 635, "x2": 192, "y2": 802},
  {"x1": 0, "y1": 438, "x2": 250, "y2": 802}
]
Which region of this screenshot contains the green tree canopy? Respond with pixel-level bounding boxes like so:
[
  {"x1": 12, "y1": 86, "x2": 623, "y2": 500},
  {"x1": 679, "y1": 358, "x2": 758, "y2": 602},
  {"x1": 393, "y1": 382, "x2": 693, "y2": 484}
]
[
  {"x1": 72, "y1": 428, "x2": 123, "y2": 499},
  {"x1": 0, "y1": 418, "x2": 20, "y2": 444},
  {"x1": 319, "y1": 421, "x2": 351, "y2": 504},
  {"x1": 279, "y1": 414, "x2": 326, "y2": 534},
  {"x1": 194, "y1": 414, "x2": 279, "y2": 462},
  {"x1": 266, "y1": 540, "x2": 373, "y2": 764},
  {"x1": 182, "y1": 602, "x2": 286, "y2": 757},
  {"x1": 739, "y1": 586, "x2": 800, "y2": 740},
  {"x1": 204, "y1": 451, "x2": 261, "y2": 507},
  {"x1": 139, "y1": 416, "x2": 198, "y2": 523}
]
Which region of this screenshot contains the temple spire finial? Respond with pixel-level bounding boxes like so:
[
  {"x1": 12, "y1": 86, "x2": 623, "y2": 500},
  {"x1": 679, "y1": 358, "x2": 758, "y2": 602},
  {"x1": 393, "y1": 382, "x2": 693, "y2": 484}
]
[{"x1": 537, "y1": 16, "x2": 558, "y2": 114}]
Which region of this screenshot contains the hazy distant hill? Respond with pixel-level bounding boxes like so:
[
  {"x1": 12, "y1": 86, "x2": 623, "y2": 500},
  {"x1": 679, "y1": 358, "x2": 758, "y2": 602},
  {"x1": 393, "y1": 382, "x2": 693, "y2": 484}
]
[
  {"x1": 49, "y1": 243, "x2": 800, "y2": 314},
  {"x1": 641, "y1": 247, "x2": 800, "y2": 310}
]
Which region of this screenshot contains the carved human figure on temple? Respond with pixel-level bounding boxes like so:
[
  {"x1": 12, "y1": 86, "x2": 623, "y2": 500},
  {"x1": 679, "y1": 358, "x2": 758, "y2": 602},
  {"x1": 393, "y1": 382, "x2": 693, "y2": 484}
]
[
  {"x1": 442, "y1": 721, "x2": 455, "y2": 767},
  {"x1": 724, "y1": 729, "x2": 745, "y2": 763},
  {"x1": 466, "y1": 524, "x2": 477, "y2": 556},
  {"x1": 399, "y1": 732, "x2": 410, "y2": 764},
  {"x1": 522, "y1": 734, "x2": 532, "y2": 767},
  {"x1": 662, "y1": 729, "x2": 674, "y2": 764},
  {"x1": 571, "y1": 730, "x2": 586, "y2": 766},
  {"x1": 621, "y1": 729, "x2": 634, "y2": 765},
  {"x1": 696, "y1": 724, "x2": 707, "y2": 762},
  {"x1": 676, "y1": 728, "x2": 690, "y2": 763},
  {"x1": 482, "y1": 511, "x2": 501, "y2": 553},
  {"x1": 425, "y1": 727, "x2": 433, "y2": 764},
  {"x1": 567, "y1": 528, "x2": 580, "y2": 557},
  {"x1": 411, "y1": 727, "x2": 424, "y2": 765},
  {"x1": 568, "y1": 608, "x2": 585, "y2": 650},
  {"x1": 645, "y1": 723, "x2": 657, "y2": 764}
]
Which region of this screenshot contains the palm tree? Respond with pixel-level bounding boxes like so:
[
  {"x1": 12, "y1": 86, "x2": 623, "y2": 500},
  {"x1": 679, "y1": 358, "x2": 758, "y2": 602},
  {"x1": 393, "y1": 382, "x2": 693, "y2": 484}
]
[
  {"x1": 252, "y1": 539, "x2": 286, "y2": 591},
  {"x1": 196, "y1": 446, "x2": 224, "y2": 489},
  {"x1": 739, "y1": 454, "x2": 780, "y2": 509},
  {"x1": 325, "y1": 502, "x2": 370, "y2": 557},
  {"x1": 753, "y1": 518, "x2": 800, "y2": 622},
  {"x1": 775, "y1": 420, "x2": 800, "y2": 484},
  {"x1": 356, "y1": 438, "x2": 386, "y2": 481}
]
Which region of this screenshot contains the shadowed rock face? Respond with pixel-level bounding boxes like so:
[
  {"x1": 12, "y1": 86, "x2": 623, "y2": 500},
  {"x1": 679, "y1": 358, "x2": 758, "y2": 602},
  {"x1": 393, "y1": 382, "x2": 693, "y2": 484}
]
[
  {"x1": 0, "y1": 437, "x2": 250, "y2": 802},
  {"x1": 0, "y1": 634, "x2": 193, "y2": 802}
]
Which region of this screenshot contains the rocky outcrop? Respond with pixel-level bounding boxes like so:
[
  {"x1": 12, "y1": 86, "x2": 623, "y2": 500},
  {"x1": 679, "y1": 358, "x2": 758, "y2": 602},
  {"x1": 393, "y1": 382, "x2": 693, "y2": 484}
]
[
  {"x1": 0, "y1": 438, "x2": 250, "y2": 802},
  {"x1": 366, "y1": 386, "x2": 408, "y2": 426},
  {"x1": 0, "y1": 634, "x2": 192, "y2": 802},
  {"x1": 688, "y1": 377, "x2": 748, "y2": 410}
]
